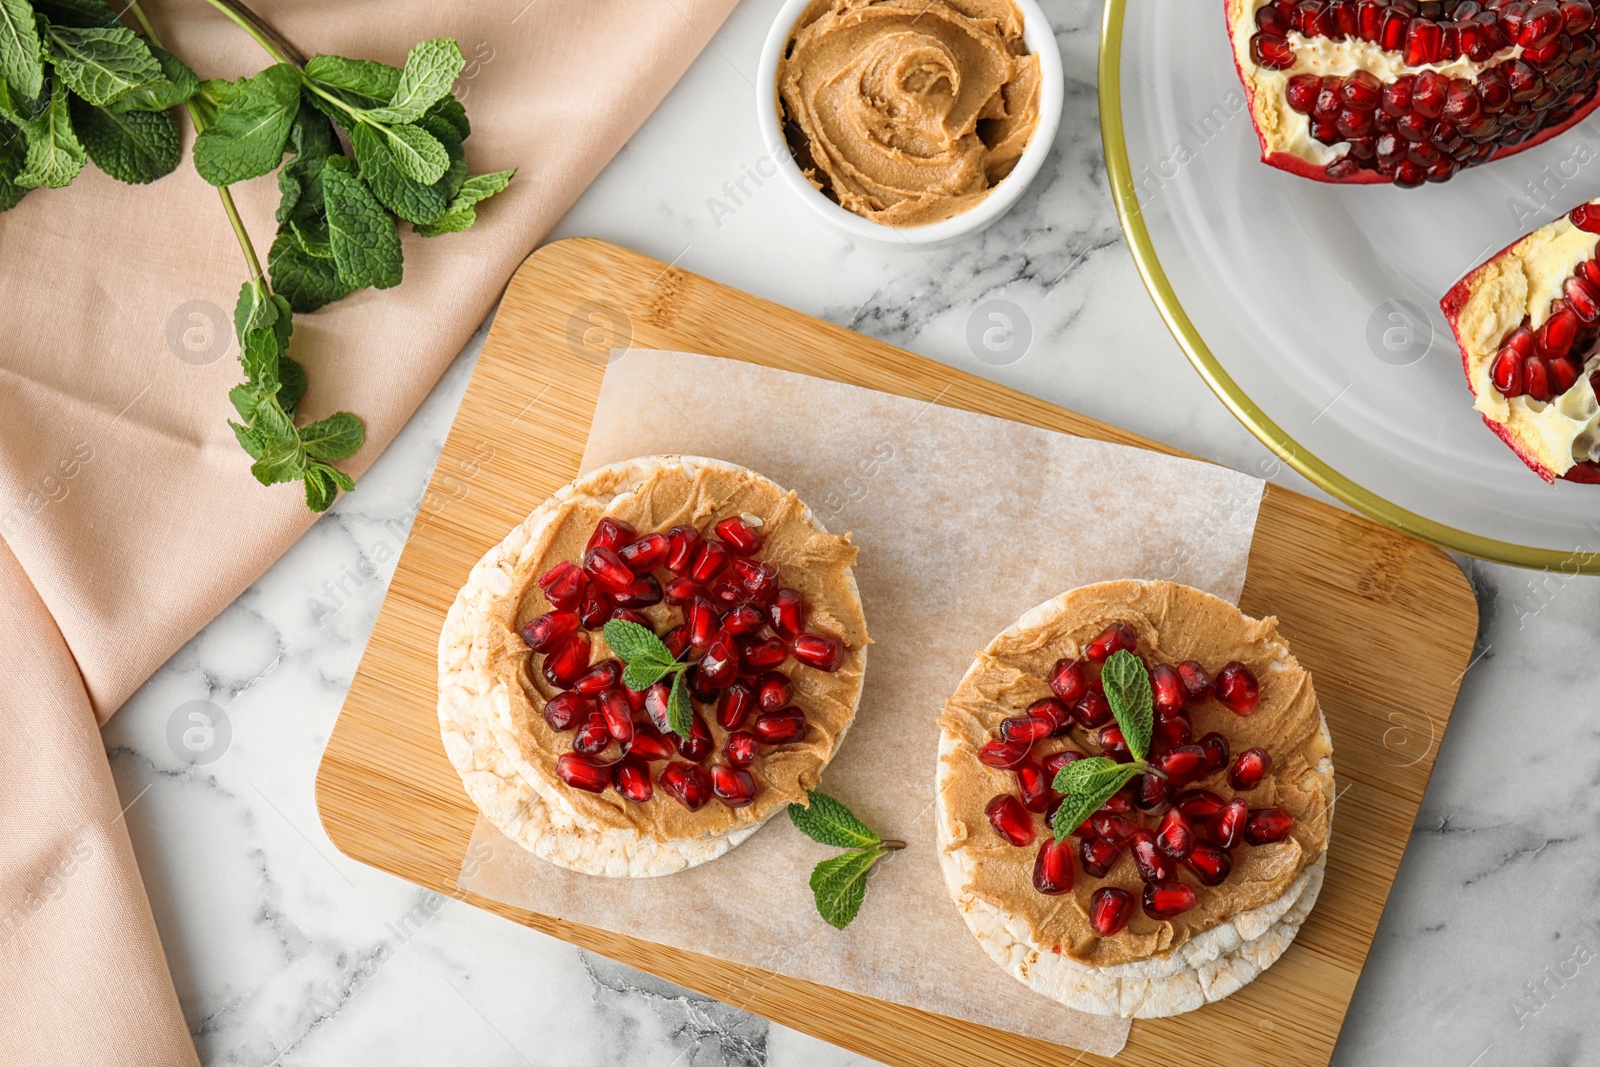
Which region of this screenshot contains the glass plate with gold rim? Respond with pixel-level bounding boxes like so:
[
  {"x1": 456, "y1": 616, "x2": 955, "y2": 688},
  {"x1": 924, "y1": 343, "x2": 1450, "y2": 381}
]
[{"x1": 1100, "y1": 0, "x2": 1600, "y2": 573}]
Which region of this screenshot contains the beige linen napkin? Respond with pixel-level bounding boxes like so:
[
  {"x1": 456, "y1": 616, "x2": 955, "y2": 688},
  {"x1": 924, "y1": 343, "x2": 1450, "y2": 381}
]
[{"x1": 0, "y1": 1, "x2": 737, "y2": 1062}]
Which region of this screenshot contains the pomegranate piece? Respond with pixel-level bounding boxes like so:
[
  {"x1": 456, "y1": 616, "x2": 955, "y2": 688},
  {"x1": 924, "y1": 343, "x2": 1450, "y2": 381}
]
[
  {"x1": 1229, "y1": 747, "x2": 1273, "y2": 790},
  {"x1": 1090, "y1": 811, "x2": 1139, "y2": 845},
  {"x1": 689, "y1": 541, "x2": 731, "y2": 584},
  {"x1": 572, "y1": 712, "x2": 611, "y2": 755},
  {"x1": 541, "y1": 632, "x2": 592, "y2": 689},
  {"x1": 1032, "y1": 837, "x2": 1076, "y2": 895},
  {"x1": 766, "y1": 588, "x2": 806, "y2": 638},
  {"x1": 1074, "y1": 689, "x2": 1113, "y2": 728},
  {"x1": 556, "y1": 752, "x2": 613, "y2": 792},
  {"x1": 542, "y1": 691, "x2": 592, "y2": 732},
  {"x1": 572, "y1": 658, "x2": 622, "y2": 696},
  {"x1": 1130, "y1": 830, "x2": 1178, "y2": 884},
  {"x1": 1197, "y1": 731, "x2": 1230, "y2": 776},
  {"x1": 1015, "y1": 758, "x2": 1054, "y2": 814},
  {"x1": 979, "y1": 738, "x2": 1033, "y2": 768},
  {"x1": 614, "y1": 755, "x2": 653, "y2": 803},
  {"x1": 1080, "y1": 836, "x2": 1121, "y2": 877},
  {"x1": 1177, "y1": 660, "x2": 1213, "y2": 704},
  {"x1": 577, "y1": 582, "x2": 615, "y2": 629},
  {"x1": 1212, "y1": 797, "x2": 1248, "y2": 849},
  {"x1": 1150, "y1": 663, "x2": 1185, "y2": 715},
  {"x1": 643, "y1": 681, "x2": 673, "y2": 734},
  {"x1": 1154, "y1": 743, "x2": 1208, "y2": 786},
  {"x1": 661, "y1": 624, "x2": 690, "y2": 659},
  {"x1": 523, "y1": 610, "x2": 580, "y2": 652},
  {"x1": 659, "y1": 761, "x2": 711, "y2": 811},
  {"x1": 586, "y1": 517, "x2": 636, "y2": 554},
  {"x1": 1574, "y1": 202, "x2": 1600, "y2": 232},
  {"x1": 686, "y1": 596, "x2": 720, "y2": 650},
  {"x1": 711, "y1": 763, "x2": 758, "y2": 807},
  {"x1": 724, "y1": 729, "x2": 758, "y2": 767},
  {"x1": 741, "y1": 636, "x2": 789, "y2": 672},
  {"x1": 1174, "y1": 788, "x2": 1225, "y2": 821},
  {"x1": 716, "y1": 679, "x2": 757, "y2": 729},
  {"x1": 617, "y1": 531, "x2": 669, "y2": 573},
  {"x1": 582, "y1": 546, "x2": 636, "y2": 594},
  {"x1": 791, "y1": 632, "x2": 845, "y2": 672},
  {"x1": 664, "y1": 576, "x2": 703, "y2": 606},
  {"x1": 1134, "y1": 772, "x2": 1171, "y2": 814},
  {"x1": 1086, "y1": 622, "x2": 1138, "y2": 662},
  {"x1": 1089, "y1": 887, "x2": 1134, "y2": 935},
  {"x1": 698, "y1": 631, "x2": 741, "y2": 689},
  {"x1": 626, "y1": 724, "x2": 676, "y2": 762},
  {"x1": 1001, "y1": 715, "x2": 1054, "y2": 745},
  {"x1": 1027, "y1": 697, "x2": 1073, "y2": 737},
  {"x1": 714, "y1": 515, "x2": 763, "y2": 555},
  {"x1": 1244, "y1": 807, "x2": 1296, "y2": 844},
  {"x1": 756, "y1": 671, "x2": 793, "y2": 713},
  {"x1": 597, "y1": 688, "x2": 635, "y2": 745},
  {"x1": 1041, "y1": 749, "x2": 1084, "y2": 777},
  {"x1": 985, "y1": 794, "x2": 1036, "y2": 847},
  {"x1": 1155, "y1": 809, "x2": 1195, "y2": 860},
  {"x1": 1098, "y1": 791, "x2": 1133, "y2": 816},
  {"x1": 1098, "y1": 725, "x2": 1132, "y2": 763},
  {"x1": 664, "y1": 524, "x2": 703, "y2": 575},
  {"x1": 753, "y1": 706, "x2": 807, "y2": 744},
  {"x1": 613, "y1": 574, "x2": 663, "y2": 609},
  {"x1": 1214, "y1": 661, "x2": 1260, "y2": 715},
  {"x1": 676, "y1": 710, "x2": 714, "y2": 762},
  {"x1": 721, "y1": 604, "x2": 764, "y2": 636},
  {"x1": 537, "y1": 560, "x2": 587, "y2": 612},
  {"x1": 1185, "y1": 843, "x2": 1233, "y2": 887},
  {"x1": 1152, "y1": 711, "x2": 1193, "y2": 753},
  {"x1": 1047, "y1": 657, "x2": 1087, "y2": 703},
  {"x1": 1142, "y1": 881, "x2": 1198, "y2": 921},
  {"x1": 729, "y1": 558, "x2": 779, "y2": 603},
  {"x1": 609, "y1": 607, "x2": 649, "y2": 628}
]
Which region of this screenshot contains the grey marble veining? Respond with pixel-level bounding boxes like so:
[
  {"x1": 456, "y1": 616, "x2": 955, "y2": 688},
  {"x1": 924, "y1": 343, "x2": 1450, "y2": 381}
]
[{"x1": 99, "y1": 0, "x2": 1600, "y2": 1064}]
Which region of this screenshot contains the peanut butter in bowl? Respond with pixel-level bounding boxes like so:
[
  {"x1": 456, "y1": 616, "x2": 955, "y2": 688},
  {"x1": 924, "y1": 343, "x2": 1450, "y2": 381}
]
[{"x1": 777, "y1": 0, "x2": 1044, "y2": 227}]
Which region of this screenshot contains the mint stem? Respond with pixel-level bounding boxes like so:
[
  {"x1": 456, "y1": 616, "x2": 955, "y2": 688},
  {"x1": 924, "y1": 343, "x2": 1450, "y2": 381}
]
[{"x1": 879, "y1": 839, "x2": 906, "y2": 852}]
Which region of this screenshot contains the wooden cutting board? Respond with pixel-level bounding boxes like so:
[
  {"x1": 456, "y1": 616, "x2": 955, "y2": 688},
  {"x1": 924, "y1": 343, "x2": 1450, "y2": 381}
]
[{"x1": 315, "y1": 238, "x2": 1478, "y2": 1067}]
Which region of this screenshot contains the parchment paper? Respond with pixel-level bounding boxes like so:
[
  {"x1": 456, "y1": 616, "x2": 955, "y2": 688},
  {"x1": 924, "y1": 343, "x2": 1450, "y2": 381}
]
[{"x1": 457, "y1": 350, "x2": 1267, "y2": 1057}]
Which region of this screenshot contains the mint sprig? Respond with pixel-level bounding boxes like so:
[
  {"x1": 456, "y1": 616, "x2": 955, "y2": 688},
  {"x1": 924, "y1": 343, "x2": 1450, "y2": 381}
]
[
  {"x1": 601, "y1": 619, "x2": 695, "y2": 739},
  {"x1": 788, "y1": 789, "x2": 903, "y2": 929},
  {"x1": 1049, "y1": 651, "x2": 1164, "y2": 842}
]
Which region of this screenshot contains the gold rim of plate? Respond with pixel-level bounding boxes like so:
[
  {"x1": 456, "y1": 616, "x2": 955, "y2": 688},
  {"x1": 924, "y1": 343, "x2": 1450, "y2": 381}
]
[{"x1": 1097, "y1": 0, "x2": 1599, "y2": 574}]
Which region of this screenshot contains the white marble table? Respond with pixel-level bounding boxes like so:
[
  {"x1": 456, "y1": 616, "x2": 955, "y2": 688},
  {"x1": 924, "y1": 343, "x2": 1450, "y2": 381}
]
[{"x1": 101, "y1": 1, "x2": 1599, "y2": 1063}]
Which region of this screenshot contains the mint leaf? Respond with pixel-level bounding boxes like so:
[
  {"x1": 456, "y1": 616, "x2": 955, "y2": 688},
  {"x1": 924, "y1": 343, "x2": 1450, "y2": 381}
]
[
  {"x1": 666, "y1": 671, "x2": 694, "y2": 739},
  {"x1": 1050, "y1": 757, "x2": 1141, "y2": 842},
  {"x1": 16, "y1": 75, "x2": 84, "y2": 188},
  {"x1": 268, "y1": 229, "x2": 350, "y2": 313},
  {"x1": 348, "y1": 119, "x2": 451, "y2": 224},
  {"x1": 425, "y1": 93, "x2": 469, "y2": 140},
  {"x1": 323, "y1": 154, "x2": 401, "y2": 290},
  {"x1": 371, "y1": 119, "x2": 446, "y2": 184},
  {"x1": 809, "y1": 848, "x2": 883, "y2": 930},
  {"x1": 0, "y1": 0, "x2": 44, "y2": 102},
  {"x1": 31, "y1": 0, "x2": 118, "y2": 28},
  {"x1": 192, "y1": 63, "x2": 300, "y2": 185},
  {"x1": 299, "y1": 411, "x2": 363, "y2": 462},
  {"x1": 302, "y1": 463, "x2": 336, "y2": 512},
  {"x1": 788, "y1": 790, "x2": 881, "y2": 849},
  {"x1": 303, "y1": 54, "x2": 400, "y2": 106},
  {"x1": 249, "y1": 433, "x2": 305, "y2": 486},
  {"x1": 110, "y1": 45, "x2": 197, "y2": 113},
  {"x1": 277, "y1": 356, "x2": 306, "y2": 413},
  {"x1": 602, "y1": 619, "x2": 674, "y2": 666},
  {"x1": 1101, "y1": 649, "x2": 1154, "y2": 763},
  {"x1": 363, "y1": 38, "x2": 462, "y2": 123},
  {"x1": 230, "y1": 418, "x2": 270, "y2": 460},
  {"x1": 414, "y1": 167, "x2": 514, "y2": 237},
  {"x1": 46, "y1": 25, "x2": 161, "y2": 107},
  {"x1": 70, "y1": 97, "x2": 179, "y2": 183},
  {"x1": 239, "y1": 326, "x2": 282, "y2": 391},
  {"x1": 0, "y1": 118, "x2": 29, "y2": 210}
]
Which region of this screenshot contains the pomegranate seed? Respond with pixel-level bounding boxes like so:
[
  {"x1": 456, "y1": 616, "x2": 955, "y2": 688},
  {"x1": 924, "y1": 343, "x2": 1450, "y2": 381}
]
[
  {"x1": 1033, "y1": 837, "x2": 1076, "y2": 895},
  {"x1": 979, "y1": 738, "x2": 1033, "y2": 767},
  {"x1": 1155, "y1": 809, "x2": 1195, "y2": 860},
  {"x1": 1245, "y1": 807, "x2": 1296, "y2": 844},
  {"x1": 538, "y1": 560, "x2": 587, "y2": 611},
  {"x1": 659, "y1": 761, "x2": 711, "y2": 811},
  {"x1": 1152, "y1": 712, "x2": 1193, "y2": 753},
  {"x1": 586, "y1": 517, "x2": 636, "y2": 554},
  {"x1": 1080, "y1": 837, "x2": 1121, "y2": 878},
  {"x1": 699, "y1": 631, "x2": 740, "y2": 689},
  {"x1": 610, "y1": 607, "x2": 649, "y2": 627},
  {"x1": 722, "y1": 604, "x2": 764, "y2": 636},
  {"x1": 753, "y1": 706, "x2": 806, "y2": 744},
  {"x1": 689, "y1": 541, "x2": 730, "y2": 583},
  {"x1": 1016, "y1": 758, "x2": 1054, "y2": 813},
  {"x1": 1492, "y1": 345, "x2": 1527, "y2": 396},
  {"x1": 542, "y1": 632, "x2": 592, "y2": 689},
  {"x1": 1130, "y1": 831, "x2": 1177, "y2": 884},
  {"x1": 583, "y1": 546, "x2": 636, "y2": 594},
  {"x1": 686, "y1": 596, "x2": 719, "y2": 650},
  {"x1": 1150, "y1": 664, "x2": 1185, "y2": 715},
  {"x1": 1074, "y1": 689, "x2": 1113, "y2": 728},
  {"x1": 626, "y1": 724, "x2": 676, "y2": 761},
  {"x1": 523, "y1": 610, "x2": 580, "y2": 652},
  {"x1": 711, "y1": 763, "x2": 758, "y2": 807},
  {"x1": 1526, "y1": 358, "x2": 1553, "y2": 402},
  {"x1": 664, "y1": 576, "x2": 703, "y2": 606},
  {"x1": 792, "y1": 632, "x2": 844, "y2": 672},
  {"x1": 716, "y1": 679, "x2": 757, "y2": 729},
  {"x1": 1143, "y1": 881, "x2": 1198, "y2": 921},
  {"x1": 613, "y1": 574, "x2": 662, "y2": 609},
  {"x1": 714, "y1": 516, "x2": 763, "y2": 555},
  {"x1": 742, "y1": 636, "x2": 788, "y2": 672},
  {"x1": 1042, "y1": 749, "x2": 1084, "y2": 777},
  {"x1": 680, "y1": 709, "x2": 716, "y2": 761},
  {"x1": 1357, "y1": 0, "x2": 1384, "y2": 41},
  {"x1": 1229, "y1": 747, "x2": 1273, "y2": 790},
  {"x1": 1519, "y1": 1, "x2": 1564, "y2": 46},
  {"x1": 1047, "y1": 658, "x2": 1087, "y2": 703},
  {"x1": 664, "y1": 525, "x2": 703, "y2": 575},
  {"x1": 616, "y1": 532, "x2": 668, "y2": 573},
  {"x1": 1089, "y1": 886, "x2": 1134, "y2": 934},
  {"x1": 1572, "y1": 202, "x2": 1600, "y2": 233},
  {"x1": 1086, "y1": 622, "x2": 1137, "y2": 662},
  {"x1": 643, "y1": 681, "x2": 673, "y2": 734},
  {"x1": 1185, "y1": 844, "x2": 1233, "y2": 886},
  {"x1": 661, "y1": 624, "x2": 690, "y2": 659},
  {"x1": 556, "y1": 752, "x2": 612, "y2": 792},
  {"x1": 1098, "y1": 725, "x2": 1132, "y2": 763},
  {"x1": 1412, "y1": 69, "x2": 1446, "y2": 118},
  {"x1": 986, "y1": 794, "x2": 1036, "y2": 847},
  {"x1": 1212, "y1": 798, "x2": 1248, "y2": 849},
  {"x1": 597, "y1": 688, "x2": 634, "y2": 745},
  {"x1": 572, "y1": 711, "x2": 610, "y2": 755},
  {"x1": 1134, "y1": 772, "x2": 1171, "y2": 813},
  {"x1": 578, "y1": 582, "x2": 615, "y2": 629},
  {"x1": 1567, "y1": 276, "x2": 1600, "y2": 323},
  {"x1": 1155, "y1": 744, "x2": 1207, "y2": 786},
  {"x1": 1342, "y1": 68, "x2": 1381, "y2": 109},
  {"x1": 573, "y1": 658, "x2": 622, "y2": 695},
  {"x1": 1177, "y1": 660, "x2": 1213, "y2": 704},
  {"x1": 1175, "y1": 788, "x2": 1225, "y2": 821},
  {"x1": 755, "y1": 671, "x2": 792, "y2": 712},
  {"x1": 766, "y1": 588, "x2": 805, "y2": 638},
  {"x1": 1539, "y1": 305, "x2": 1578, "y2": 357},
  {"x1": 542, "y1": 691, "x2": 592, "y2": 732},
  {"x1": 613, "y1": 755, "x2": 653, "y2": 802},
  {"x1": 724, "y1": 730, "x2": 758, "y2": 766},
  {"x1": 1285, "y1": 75, "x2": 1317, "y2": 114},
  {"x1": 1405, "y1": 16, "x2": 1443, "y2": 63},
  {"x1": 1215, "y1": 662, "x2": 1260, "y2": 715},
  {"x1": 1028, "y1": 697, "x2": 1073, "y2": 737},
  {"x1": 1564, "y1": 0, "x2": 1596, "y2": 31},
  {"x1": 729, "y1": 558, "x2": 779, "y2": 602},
  {"x1": 1197, "y1": 731, "x2": 1230, "y2": 775},
  {"x1": 1380, "y1": 7, "x2": 1409, "y2": 48},
  {"x1": 1099, "y1": 791, "x2": 1134, "y2": 816},
  {"x1": 1551, "y1": 357, "x2": 1580, "y2": 394},
  {"x1": 1001, "y1": 715, "x2": 1054, "y2": 745},
  {"x1": 1091, "y1": 811, "x2": 1139, "y2": 845}
]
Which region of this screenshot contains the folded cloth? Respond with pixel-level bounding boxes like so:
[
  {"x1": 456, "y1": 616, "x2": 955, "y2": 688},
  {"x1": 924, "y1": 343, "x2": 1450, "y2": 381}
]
[{"x1": 0, "y1": 0, "x2": 738, "y2": 1061}]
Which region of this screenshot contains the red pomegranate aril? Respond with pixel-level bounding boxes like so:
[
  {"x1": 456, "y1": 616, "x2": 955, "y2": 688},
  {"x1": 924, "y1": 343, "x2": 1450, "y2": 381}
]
[
  {"x1": 579, "y1": 580, "x2": 616, "y2": 629},
  {"x1": 572, "y1": 658, "x2": 622, "y2": 696},
  {"x1": 1028, "y1": 697, "x2": 1074, "y2": 737},
  {"x1": 1086, "y1": 622, "x2": 1138, "y2": 662},
  {"x1": 1143, "y1": 881, "x2": 1198, "y2": 921},
  {"x1": 1245, "y1": 807, "x2": 1296, "y2": 844},
  {"x1": 616, "y1": 532, "x2": 669, "y2": 573},
  {"x1": 1342, "y1": 68, "x2": 1382, "y2": 109},
  {"x1": 979, "y1": 738, "x2": 1033, "y2": 768},
  {"x1": 1155, "y1": 744, "x2": 1207, "y2": 786},
  {"x1": 1074, "y1": 689, "x2": 1113, "y2": 728},
  {"x1": 742, "y1": 636, "x2": 788, "y2": 672},
  {"x1": 708, "y1": 574, "x2": 747, "y2": 606},
  {"x1": 1185, "y1": 844, "x2": 1233, "y2": 887},
  {"x1": 664, "y1": 576, "x2": 703, "y2": 607},
  {"x1": 1081, "y1": 837, "x2": 1122, "y2": 879},
  {"x1": 1573, "y1": 202, "x2": 1600, "y2": 233},
  {"x1": 1567, "y1": 276, "x2": 1600, "y2": 323},
  {"x1": 586, "y1": 517, "x2": 636, "y2": 554},
  {"x1": 1174, "y1": 788, "x2": 1225, "y2": 821},
  {"x1": 556, "y1": 752, "x2": 612, "y2": 792},
  {"x1": 792, "y1": 632, "x2": 845, "y2": 672},
  {"x1": 1177, "y1": 660, "x2": 1213, "y2": 704},
  {"x1": 1357, "y1": 0, "x2": 1384, "y2": 41},
  {"x1": 716, "y1": 679, "x2": 757, "y2": 730},
  {"x1": 766, "y1": 588, "x2": 805, "y2": 638},
  {"x1": 543, "y1": 691, "x2": 592, "y2": 732},
  {"x1": 626, "y1": 724, "x2": 676, "y2": 761},
  {"x1": 572, "y1": 711, "x2": 610, "y2": 755},
  {"x1": 1214, "y1": 662, "x2": 1261, "y2": 715},
  {"x1": 1526, "y1": 358, "x2": 1553, "y2": 402},
  {"x1": 614, "y1": 756, "x2": 653, "y2": 803},
  {"x1": 1405, "y1": 17, "x2": 1444, "y2": 64},
  {"x1": 1033, "y1": 837, "x2": 1075, "y2": 895},
  {"x1": 1001, "y1": 715, "x2": 1054, "y2": 745},
  {"x1": 986, "y1": 794, "x2": 1036, "y2": 847},
  {"x1": 1492, "y1": 345, "x2": 1527, "y2": 396},
  {"x1": 1565, "y1": 0, "x2": 1597, "y2": 32},
  {"x1": 1521, "y1": 1, "x2": 1566, "y2": 46},
  {"x1": 714, "y1": 516, "x2": 763, "y2": 555},
  {"x1": 730, "y1": 558, "x2": 780, "y2": 602},
  {"x1": 1047, "y1": 657, "x2": 1088, "y2": 703},
  {"x1": 1130, "y1": 831, "x2": 1177, "y2": 884},
  {"x1": 542, "y1": 632, "x2": 592, "y2": 689},
  {"x1": 583, "y1": 546, "x2": 636, "y2": 594},
  {"x1": 538, "y1": 560, "x2": 587, "y2": 612},
  {"x1": 700, "y1": 631, "x2": 741, "y2": 689},
  {"x1": 1150, "y1": 663, "x2": 1186, "y2": 715},
  {"x1": 597, "y1": 688, "x2": 634, "y2": 745},
  {"x1": 1540, "y1": 305, "x2": 1578, "y2": 357},
  {"x1": 523, "y1": 610, "x2": 580, "y2": 652},
  {"x1": 686, "y1": 596, "x2": 719, "y2": 650},
  {"x1": 1212, "y1": 798, "x2": 1248, "y2": 849},
  {"x1": 1155, "y1": 808, "x2": 1196, "y2": 860},
  {"x1": 711, "y1": 763, "x2": 758, "y2": 807},
  {"x1": 1091, "y1": 811, "x2": 1139, "y2": 845},
  {"x1": 753, "y1": 706, "x2": 807, "y2": 744},
  {"x1": 724, "y1": 729, "x2": 758, "y2": 767},
  {"x1": 643, "y1": 681, "x2": 673, "y2": 734},
  {"x1": 1016, "y1": 758, "x2": 1054, "y2": 814},
  {"x1": 1134, "y1": 772, "x2": 1172, "y2": 813},
  {"x1": 659, "y1": 761, "x2": 711, "y2": 811},
  {"x1": 676, "y1": 711, "x2": 714, "y2": 762},
  {"x1": 1098, "y1": 725, "x2": 1132, "y2": 763},
  {"x1": 661, "y1": 624, "x2": 690, "y2": 660},
  {"x1": 1152, "y1": 712, "x2": 1193, "y2": 753},
  {"x1": 1229, "y1": 747, "x2": 1273, "y2": 790},
  {"x1": 1042, "y1": 749, "x2": 1084, "y2": 777},
  {"x1": 721, "y1": 604, "x2": 764, "y2": 636},
  {"x1": 1084, "y1": 887, "x2": 1141, "y2": 942},
  {"x1": 689, "y1": 541, "x2": 730, "y2": 583},
  {"x1": 664, "y1": 524, "x2": 703, "y2": 575},
  {"x1": 756, "y1": 671, "x2": 792, "y2": 713},
  {"x1": 1098, "y1": 791, "x2": 1134, "y2": 816},
  {"x1": 610, "y1": 607, "x2": 650, "y2": 628},
  {"x1": 1551, "y1": 357, "x2": 1580, "y2": 394},
  {"x1": 1197, "y1": 731, "x2": 1230, "y2": 775},
  {"x1": 1251, "y1": 31, "x2": 1295, "y2": 68}
]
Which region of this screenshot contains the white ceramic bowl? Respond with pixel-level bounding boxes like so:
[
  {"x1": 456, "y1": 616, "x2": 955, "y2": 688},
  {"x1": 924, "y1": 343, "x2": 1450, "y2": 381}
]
[{"x1": 755, "y1": 0, "x2": 1064, "y2": 246}]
